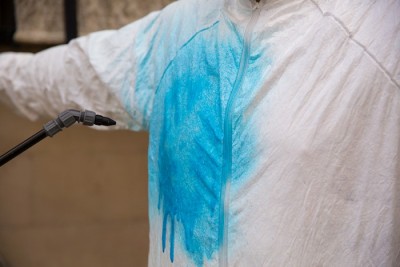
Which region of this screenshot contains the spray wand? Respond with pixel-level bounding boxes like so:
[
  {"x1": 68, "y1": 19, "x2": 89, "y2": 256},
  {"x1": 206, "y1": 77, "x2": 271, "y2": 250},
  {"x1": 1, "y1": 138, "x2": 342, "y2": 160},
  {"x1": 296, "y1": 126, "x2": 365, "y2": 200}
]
[{"x1": 0, "y1": 109, "x2": 116, "y2": 167}]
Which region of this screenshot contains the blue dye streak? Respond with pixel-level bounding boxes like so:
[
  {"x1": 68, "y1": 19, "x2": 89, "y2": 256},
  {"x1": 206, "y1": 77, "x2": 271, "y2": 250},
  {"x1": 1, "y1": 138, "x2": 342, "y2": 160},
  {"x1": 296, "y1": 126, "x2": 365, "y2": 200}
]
[
  {"x1": 139, "y1": 15, "x2": 272, "y2": 266},
  {"x1": 149, "y1": 20, "x2": 240, "y2": 266}
]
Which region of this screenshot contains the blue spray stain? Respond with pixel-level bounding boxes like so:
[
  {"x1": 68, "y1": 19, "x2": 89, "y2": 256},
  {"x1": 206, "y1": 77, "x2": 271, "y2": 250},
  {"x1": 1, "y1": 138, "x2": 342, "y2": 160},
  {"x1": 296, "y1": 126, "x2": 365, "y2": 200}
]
[
  {"x1": 154, "y1": 57, "x2": 225, "y2": 264},
  {"x1": 148, "y1": 19, "x2": 242, "y2": 266},
  {"x1": 138, "y1": 15, "x2": 273, "y2": 266}
]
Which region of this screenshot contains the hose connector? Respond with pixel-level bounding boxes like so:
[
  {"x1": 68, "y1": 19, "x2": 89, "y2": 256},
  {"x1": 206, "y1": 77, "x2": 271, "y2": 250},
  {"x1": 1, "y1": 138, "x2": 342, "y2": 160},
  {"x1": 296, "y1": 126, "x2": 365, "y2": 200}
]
[{"x1": 43, "y1": 109, "x2": 116, "y2": 137}]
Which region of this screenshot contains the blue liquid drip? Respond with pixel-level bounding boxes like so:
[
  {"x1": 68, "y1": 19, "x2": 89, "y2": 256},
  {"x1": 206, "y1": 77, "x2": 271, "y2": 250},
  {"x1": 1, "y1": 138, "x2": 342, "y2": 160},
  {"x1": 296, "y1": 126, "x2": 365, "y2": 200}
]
[
  {"x1": 144, "y1": 14, "x2": 272, "y2": 265},
  {"x1": 149, "y1": 20, "x2": 241, "y2": 266}
]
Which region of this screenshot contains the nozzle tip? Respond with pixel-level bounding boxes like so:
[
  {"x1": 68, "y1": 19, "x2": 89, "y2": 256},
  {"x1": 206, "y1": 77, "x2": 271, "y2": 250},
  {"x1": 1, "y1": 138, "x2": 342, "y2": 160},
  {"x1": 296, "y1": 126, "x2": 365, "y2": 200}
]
[
  {"x1": 94, "y1": 115, "x2": 116, "y2": 126},
  {"x1": 108, "y1": 118, "x2": 117, "y2": 126}
]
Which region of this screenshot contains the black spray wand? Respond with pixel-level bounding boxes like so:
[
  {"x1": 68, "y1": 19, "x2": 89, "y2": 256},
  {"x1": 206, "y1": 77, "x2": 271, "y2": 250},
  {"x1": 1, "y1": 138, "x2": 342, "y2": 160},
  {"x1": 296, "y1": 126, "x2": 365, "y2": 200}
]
[{"x1": 0, "y1": 109, "x2": 116, "y2": 167}]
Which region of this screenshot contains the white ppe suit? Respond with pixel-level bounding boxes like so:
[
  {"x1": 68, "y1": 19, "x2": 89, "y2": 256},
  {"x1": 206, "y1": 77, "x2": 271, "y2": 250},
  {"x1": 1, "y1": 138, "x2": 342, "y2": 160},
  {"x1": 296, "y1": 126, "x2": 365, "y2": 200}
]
[{"x1": 1, "y1": 0, "x2": 400, "y2": 266}]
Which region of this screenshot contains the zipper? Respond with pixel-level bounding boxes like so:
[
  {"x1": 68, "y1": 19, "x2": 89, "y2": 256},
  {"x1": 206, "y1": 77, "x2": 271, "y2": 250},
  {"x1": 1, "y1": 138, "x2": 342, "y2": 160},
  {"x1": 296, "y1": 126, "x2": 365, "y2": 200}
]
[{"x1": 219, "y1": 2, "x2": 261, "y2": 267}]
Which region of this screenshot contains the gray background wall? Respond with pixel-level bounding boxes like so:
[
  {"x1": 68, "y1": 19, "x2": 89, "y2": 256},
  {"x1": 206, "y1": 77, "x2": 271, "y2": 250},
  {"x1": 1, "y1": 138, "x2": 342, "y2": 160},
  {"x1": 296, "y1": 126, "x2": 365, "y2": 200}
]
[
  {"x1": 0, "y1": 0, "x2": 174, "y2": 266},
  {"x1": 13, "y1": 0, "x2": 173, "y2": 43}
]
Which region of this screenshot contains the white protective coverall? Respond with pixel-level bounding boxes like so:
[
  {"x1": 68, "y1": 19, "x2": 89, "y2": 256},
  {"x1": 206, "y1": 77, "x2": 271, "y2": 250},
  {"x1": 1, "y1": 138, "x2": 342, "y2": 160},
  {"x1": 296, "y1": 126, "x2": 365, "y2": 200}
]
[{"x1": 1, "y1": 0, "x2": 400, "y2": 266}]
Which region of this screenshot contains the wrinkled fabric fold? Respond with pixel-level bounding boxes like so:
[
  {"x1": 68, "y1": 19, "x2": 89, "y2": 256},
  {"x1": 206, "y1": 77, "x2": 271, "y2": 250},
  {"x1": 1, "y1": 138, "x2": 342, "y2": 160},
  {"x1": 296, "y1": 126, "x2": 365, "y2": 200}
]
[{"x1": 0, "y1": 0, "x2": 399, "y2": 266}]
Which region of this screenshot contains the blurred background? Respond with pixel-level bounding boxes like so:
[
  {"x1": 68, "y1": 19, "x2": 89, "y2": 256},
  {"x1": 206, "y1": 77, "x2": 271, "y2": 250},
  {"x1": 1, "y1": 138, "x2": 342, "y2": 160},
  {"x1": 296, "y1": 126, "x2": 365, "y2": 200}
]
[{"x1": 0, "y1": 0, "x2": 173, "y2": 266}]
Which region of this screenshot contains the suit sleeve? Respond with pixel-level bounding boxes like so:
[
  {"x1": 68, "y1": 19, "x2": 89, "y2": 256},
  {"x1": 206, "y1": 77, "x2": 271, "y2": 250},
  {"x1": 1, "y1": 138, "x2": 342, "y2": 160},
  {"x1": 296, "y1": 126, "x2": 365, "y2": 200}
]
[{"x1": 0, "y1": 10, "x2": 162, "y2": 131}]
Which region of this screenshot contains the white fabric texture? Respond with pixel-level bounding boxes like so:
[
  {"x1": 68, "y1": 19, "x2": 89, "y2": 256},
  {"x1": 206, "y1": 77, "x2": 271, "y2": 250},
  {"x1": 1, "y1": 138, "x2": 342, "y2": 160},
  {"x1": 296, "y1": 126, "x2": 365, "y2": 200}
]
[{"x1": 0, "y1": 0, "x2": 399, "y2": 266}]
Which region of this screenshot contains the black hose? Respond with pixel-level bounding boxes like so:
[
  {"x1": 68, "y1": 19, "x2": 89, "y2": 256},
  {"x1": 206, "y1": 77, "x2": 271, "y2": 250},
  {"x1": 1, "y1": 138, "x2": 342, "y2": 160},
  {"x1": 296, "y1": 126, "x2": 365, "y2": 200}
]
[
  {"x1": 0, "y1": 110, "x2": 116, "y2": 167},
  {"x1": 0, "y1": 129, "x2": 47, "y2": 167}
]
